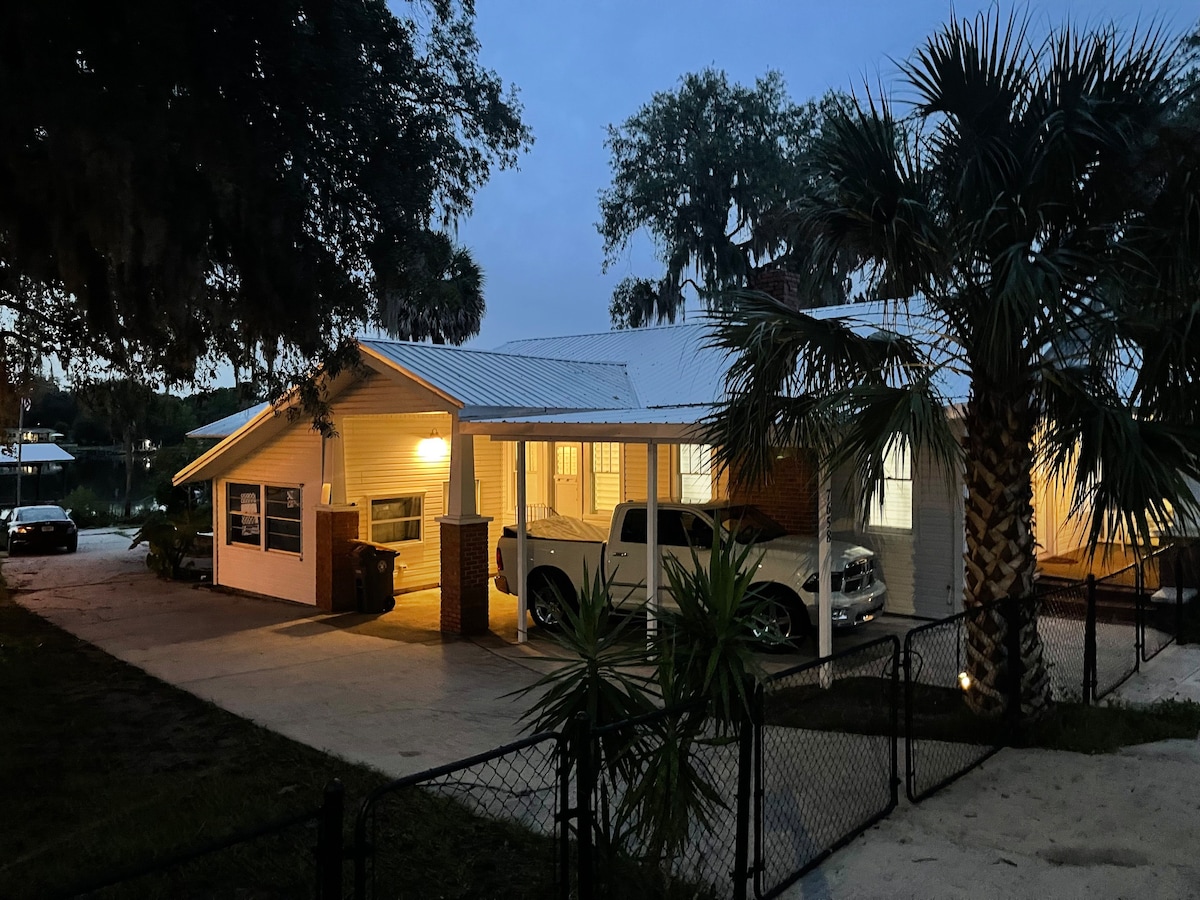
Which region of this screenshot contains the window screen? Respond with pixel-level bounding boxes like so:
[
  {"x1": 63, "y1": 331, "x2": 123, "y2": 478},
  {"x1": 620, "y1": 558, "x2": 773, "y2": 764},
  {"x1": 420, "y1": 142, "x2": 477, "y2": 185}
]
[{"x1": 228, "y1": 483, "x2": 261, "y2": 546}]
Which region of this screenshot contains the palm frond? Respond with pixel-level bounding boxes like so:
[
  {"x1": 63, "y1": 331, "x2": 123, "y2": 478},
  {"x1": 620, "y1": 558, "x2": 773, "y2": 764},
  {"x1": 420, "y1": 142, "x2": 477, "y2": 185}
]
[{"x1": 1039, "y1": 366, "x2": 1200, "y2": 550}]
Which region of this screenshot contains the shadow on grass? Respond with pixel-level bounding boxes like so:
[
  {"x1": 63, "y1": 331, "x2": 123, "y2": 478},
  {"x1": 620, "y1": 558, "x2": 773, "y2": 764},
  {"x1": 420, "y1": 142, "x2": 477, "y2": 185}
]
[{"x1": 764, "y1": 675, "x2": 1200, "y2": 754}]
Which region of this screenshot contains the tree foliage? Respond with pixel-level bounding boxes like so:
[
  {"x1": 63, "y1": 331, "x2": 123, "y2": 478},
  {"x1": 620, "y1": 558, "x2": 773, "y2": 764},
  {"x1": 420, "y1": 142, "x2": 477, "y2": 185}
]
[
  {"x1": 0, "y1": 0, "x2": 529, "y2": 398},
  {"x1": 598, "y1": 69, "x2": 845, "y2": 327},
  {"x1": 706, "y1": 11, "x2": 1200, "y2": 715}
]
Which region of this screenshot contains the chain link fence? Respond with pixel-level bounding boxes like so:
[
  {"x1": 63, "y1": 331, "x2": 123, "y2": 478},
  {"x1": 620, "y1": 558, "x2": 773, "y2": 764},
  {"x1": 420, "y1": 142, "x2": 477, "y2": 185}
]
[
  {"x1": 1036, "y1": 581, "x2": 1088, "y2": 703},
  {"x1": 354, "y1": 734, "x2": 566, "y2": 900},
  {"x1": 584, "y1": 704, "x2": 745, "y2": 899},
  {"x1": 1140, "y1": 545, "x2": 1195, "y2": 663},
  {"x1": 756, "y1": 637, "x2": 900, "y2": 898},
  {"x1": 902, "y1": 606, "x2": 1006, "y2": 802},
  {"x1": 1089, "y1": 564, "x2": 1140, "y2": 700}
]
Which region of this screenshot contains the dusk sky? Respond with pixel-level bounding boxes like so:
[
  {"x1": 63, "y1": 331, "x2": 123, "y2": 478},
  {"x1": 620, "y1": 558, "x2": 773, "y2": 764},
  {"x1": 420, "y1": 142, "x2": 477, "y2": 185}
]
[{"x1": 444, "y1": 1, "x2": 1199, "y2": 350}]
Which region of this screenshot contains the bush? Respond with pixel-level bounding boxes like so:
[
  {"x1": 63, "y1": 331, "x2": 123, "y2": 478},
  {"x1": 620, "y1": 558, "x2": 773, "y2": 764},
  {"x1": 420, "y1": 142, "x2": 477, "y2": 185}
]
[
  {"x1": 61, "y1": 486, "x2": 114, "y2": 528},
  {"x1": 129, "y1": 506, "x2": 212, "y2": 579}
]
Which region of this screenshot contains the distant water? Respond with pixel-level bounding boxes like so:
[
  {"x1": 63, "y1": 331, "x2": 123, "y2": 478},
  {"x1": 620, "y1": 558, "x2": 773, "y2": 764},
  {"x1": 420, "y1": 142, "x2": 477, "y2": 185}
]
[{"x1": 0, "y1": 451, "x2": 160, "y2": 512}]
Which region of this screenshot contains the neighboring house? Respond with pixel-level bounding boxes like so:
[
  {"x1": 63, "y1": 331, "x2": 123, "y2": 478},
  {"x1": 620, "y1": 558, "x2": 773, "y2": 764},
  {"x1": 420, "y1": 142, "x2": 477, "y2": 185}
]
[
  {"x1": 177, "y1": 301, "x2": 1168, "y2": 636},
  {"x1": 0, "y1": 431, "x2": 75, "y2": 504}
]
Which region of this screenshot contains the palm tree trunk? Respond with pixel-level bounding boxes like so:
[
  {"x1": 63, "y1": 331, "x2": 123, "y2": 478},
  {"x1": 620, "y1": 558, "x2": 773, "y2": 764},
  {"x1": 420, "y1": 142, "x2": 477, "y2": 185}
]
[{"x1": 961, "y1": 389, "x2": 1052, "y2": 718}]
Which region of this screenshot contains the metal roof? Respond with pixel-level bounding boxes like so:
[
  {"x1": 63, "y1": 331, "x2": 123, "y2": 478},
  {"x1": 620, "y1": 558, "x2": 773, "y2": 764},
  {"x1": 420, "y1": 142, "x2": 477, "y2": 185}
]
[
  {"x1": 186, "y1": 403, "x2": 270, "y2": 439},
  {"x1": 492, "y1": 301, "x2": 970, "y2": 407},
  {"x1": 361, "y1": 339, "x2": 640, "y2": 411},
  {"x1": 0, "y1": 442, "x2": 75, "y2": 465},
  {"x1": 459, "y1": 405, "x2": 712, "y2": 442},
  {"x1": 494, "y1": 323, "x2": 727, "y2": 408}
]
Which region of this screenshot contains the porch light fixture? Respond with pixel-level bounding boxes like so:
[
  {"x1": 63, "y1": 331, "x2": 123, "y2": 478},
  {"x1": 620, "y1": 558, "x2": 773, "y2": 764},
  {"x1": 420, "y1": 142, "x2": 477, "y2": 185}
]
[
  {"x1": 958, "y1": 671, "x2": 973, "y2": 692},
  {"x1": 417, "y1": 429, "x2": 448, "y2": 463}
]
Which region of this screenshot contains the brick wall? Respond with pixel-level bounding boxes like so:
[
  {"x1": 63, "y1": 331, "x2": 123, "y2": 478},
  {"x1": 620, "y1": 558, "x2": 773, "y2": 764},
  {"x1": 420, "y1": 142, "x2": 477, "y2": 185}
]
[
  {"x1": 440, "y1": 520, "x2": 490, "y2": 635},
  {"x1": 315, "y1": 507, "x2": 361, "y2": 611},
  {"x1": 728, "y1": 451, "x2": 817, "y2": 535},
  {"x1": 748, "y1": 266, "x2": 803, "y2": 309}
]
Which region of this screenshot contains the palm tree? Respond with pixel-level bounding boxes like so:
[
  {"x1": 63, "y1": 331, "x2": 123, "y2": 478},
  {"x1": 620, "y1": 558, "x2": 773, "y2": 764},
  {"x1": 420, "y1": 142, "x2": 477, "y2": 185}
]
[
  {"x1": 377, "y1": 231, "x2": 485, "y2": 345},
  {"x1": 706, "y1": 11, "x2": 1200, "y2": 717}
]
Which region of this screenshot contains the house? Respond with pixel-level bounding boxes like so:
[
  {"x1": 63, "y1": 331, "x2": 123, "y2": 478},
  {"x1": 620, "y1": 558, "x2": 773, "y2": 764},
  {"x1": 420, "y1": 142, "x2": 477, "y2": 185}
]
[
  {"x1": 1, "y1": 430, "x2": 75, "y2": 505},
  {"x1": 183, "y1": 301, "x2": 1144, "y2": 643}
]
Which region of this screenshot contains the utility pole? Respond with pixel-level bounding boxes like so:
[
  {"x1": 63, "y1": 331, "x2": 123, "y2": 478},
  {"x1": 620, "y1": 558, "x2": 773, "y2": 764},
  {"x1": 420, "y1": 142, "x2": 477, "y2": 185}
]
[{"x1": 14, "y1": 396, "x2": 29, "y2": 508}]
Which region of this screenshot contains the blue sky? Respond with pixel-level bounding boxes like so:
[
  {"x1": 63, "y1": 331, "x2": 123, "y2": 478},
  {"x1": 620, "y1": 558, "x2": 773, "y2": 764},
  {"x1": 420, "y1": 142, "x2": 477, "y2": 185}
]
[{"x1": 444, "y1": 1, "x2": 1198, "y2": 349}]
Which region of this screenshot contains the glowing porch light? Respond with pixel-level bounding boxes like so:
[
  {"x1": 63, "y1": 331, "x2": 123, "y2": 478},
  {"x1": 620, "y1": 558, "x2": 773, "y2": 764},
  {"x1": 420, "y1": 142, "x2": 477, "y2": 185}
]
[
  {"x1": 958, "y1": 671, "x2": 973, "y2": 691},
  {"x1": 417, "y1": 430, "x2": 448, "y2": 463}
]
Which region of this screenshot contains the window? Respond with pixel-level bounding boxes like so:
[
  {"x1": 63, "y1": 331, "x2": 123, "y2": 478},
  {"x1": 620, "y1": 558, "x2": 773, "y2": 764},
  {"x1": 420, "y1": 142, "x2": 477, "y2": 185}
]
[
  {"x1": 265, "y1": 486, "x2": 302, "y2": 553},
  {"x1": 590, "y1": 443, "x2": 621, "y2": 514},
  {"x1": 228, "y1": 483, "x2": 262, "y2": 546},
  {"x1": 679, "y1": 444, "x2": 713, "y2": 503},
  {"x1": 868, "y1": 442, "x2": 913, "y2": 530},
  {"x1": 555, "y1": 444, "x2": 579, "y2": 476},
  {"x1": 372, "y1": 495, "x2": 423, "y2": 543},
  {"x1": 228, "y1": 483, "x2": 302, "y2": 553},
  {"x1": 617, "y1": 509, "x2": 704, "y2": 547}
]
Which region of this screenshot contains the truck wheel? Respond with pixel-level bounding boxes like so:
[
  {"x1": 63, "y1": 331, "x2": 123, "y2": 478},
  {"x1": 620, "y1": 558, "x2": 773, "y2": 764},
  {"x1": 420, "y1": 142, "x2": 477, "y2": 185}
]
[
  {"x1": 529, "y1": 572, "x2": 575, "y2": 630},
  {"x1": 751, "y1": 586, "x2": 811, "y2": 649}
]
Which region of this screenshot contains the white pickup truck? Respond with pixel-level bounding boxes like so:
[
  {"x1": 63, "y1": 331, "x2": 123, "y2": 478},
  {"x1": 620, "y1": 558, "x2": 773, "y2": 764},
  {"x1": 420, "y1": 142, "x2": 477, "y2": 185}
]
[{"x1": 494, "y1": 501, "x2": 887, "y2": 641}]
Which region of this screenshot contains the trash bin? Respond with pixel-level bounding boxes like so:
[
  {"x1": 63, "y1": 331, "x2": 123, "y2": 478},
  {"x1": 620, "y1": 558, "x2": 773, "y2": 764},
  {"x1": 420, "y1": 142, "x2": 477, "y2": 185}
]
[{"x1": 351, "y1": 541, "x2": 398, "y2": 613}]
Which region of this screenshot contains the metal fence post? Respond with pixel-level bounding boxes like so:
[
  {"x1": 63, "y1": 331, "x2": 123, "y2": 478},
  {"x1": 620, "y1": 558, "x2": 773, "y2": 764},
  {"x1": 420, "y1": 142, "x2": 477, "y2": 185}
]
[
  {"x1": 558, "y1": 734, "x2": 571, "y2": 900},
  {"x1": 317, "y1": 780, "x2": 344, "y2": 900},
  {"x1": 1176, "y1": 552, "x2": 1185, "y2": 641},
  {"x1": 1083, "y1": 574, "x2": 1097, "y2": 705},
  {"x1": 732, "y1": 684, "x2": 757, "y2": 900},
  {"x1": 1134, "y1": 560, "x2": 1145, "y2": 664},
  {"x1": 572, "y1": 712, "x2": 595, "y2": 900}
]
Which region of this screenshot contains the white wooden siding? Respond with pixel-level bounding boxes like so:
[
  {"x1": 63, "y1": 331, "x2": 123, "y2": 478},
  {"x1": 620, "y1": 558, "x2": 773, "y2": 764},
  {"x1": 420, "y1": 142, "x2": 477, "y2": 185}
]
[
  {"x1": 622, "y1": 444, "x2": 675, "y2": 501},
  {"x1": 833, "y1": 451, "x2": 963, "y2": 618},
  {"x1": 341, "y1": 411, "x2": 453, "y2": 591},
  {"x1": 215, "y1": 423, "x2": 322, "y2": 604},
  {"x1": 475, "y1": 436, "x2": 506, "y2": 573},
  {"x1": 325, "y1": 371, "x2": 456, "y2": 506}
]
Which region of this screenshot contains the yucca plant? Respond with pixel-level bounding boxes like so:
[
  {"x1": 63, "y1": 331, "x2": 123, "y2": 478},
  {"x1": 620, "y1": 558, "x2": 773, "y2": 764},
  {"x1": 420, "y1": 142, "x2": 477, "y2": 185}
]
[
  {"x1": 657, "y1": 527, "x2": 777, "y2": 734},
  {"x1": 510, "y1": 564, "x2": 656, "y2": 783},
  {"x1": 613, "y1": 530, "x2": 777, "y2": 864}
]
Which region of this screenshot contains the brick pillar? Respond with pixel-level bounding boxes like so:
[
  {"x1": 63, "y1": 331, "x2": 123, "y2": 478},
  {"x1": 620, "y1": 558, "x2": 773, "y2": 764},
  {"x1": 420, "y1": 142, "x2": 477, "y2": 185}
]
[
  {"x1": 729, "y1": 450, "x2": 818, "y2": 535},
  {"x1": 439, "y1": 518, "x2": 492, "y2": 635},
  {"x1": 315, "y1": 507, "x2": 361, "y2": 612}
]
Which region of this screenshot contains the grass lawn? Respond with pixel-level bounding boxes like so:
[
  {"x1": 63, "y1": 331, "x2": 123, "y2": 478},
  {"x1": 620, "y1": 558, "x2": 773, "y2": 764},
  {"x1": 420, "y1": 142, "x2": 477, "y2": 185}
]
[
  {"x1": 766, "y1": 675, "x2": 1200, "y2": 752},
  {"x1": 0, "y1": 590, "x2": 567, "y2": 899}
]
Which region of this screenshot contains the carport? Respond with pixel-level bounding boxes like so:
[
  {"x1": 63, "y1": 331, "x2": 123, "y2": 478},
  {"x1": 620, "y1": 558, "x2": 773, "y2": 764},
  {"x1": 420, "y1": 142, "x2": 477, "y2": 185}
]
[{"x1": 456, "y1": 407, "x2": 841, "y2": 658}]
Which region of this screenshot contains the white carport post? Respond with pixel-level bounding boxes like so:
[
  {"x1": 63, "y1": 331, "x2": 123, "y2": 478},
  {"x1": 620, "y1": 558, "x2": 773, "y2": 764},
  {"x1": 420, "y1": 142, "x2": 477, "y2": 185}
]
[
  {"x1": 817, "y1": 466, "x2": 833, "y2": 682},
  {"x1": 646, "y1": 439, "x2": 659, "y2": 645},
  {"x1": 516, "y1": 441, "x2": 528, "y2": 644}
]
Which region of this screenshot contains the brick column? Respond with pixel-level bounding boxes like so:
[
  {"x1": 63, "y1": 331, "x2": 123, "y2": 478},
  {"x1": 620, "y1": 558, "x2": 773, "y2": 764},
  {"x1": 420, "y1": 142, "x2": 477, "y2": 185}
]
[
  {"x1": 439, "y1": 518, "x2": 492, "y2": 635},
  {"x1": 729, "y1": 450, "x2": 818, "y2": 535},
  {"x1": 315, "y1": 507, "x2": 361, "y2": 612}
]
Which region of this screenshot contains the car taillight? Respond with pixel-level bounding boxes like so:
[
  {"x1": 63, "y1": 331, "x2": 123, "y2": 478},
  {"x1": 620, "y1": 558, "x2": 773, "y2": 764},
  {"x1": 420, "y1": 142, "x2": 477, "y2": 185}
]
[{"x1": 496, "y1": 545, "x2": 503, "y2": 571}]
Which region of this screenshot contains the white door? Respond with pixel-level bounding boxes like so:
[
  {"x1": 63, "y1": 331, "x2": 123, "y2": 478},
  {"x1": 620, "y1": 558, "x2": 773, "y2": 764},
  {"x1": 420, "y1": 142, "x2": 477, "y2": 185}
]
[{"x1": 553, "y1": 443, "x2": 582, "y2": 518}]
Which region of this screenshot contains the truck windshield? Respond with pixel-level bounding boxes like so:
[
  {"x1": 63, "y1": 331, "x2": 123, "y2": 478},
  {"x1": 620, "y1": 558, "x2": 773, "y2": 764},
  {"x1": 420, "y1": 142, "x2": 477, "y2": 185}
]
[{"x1": 710, "y1": 506, "x2": 787, "y2": 544}]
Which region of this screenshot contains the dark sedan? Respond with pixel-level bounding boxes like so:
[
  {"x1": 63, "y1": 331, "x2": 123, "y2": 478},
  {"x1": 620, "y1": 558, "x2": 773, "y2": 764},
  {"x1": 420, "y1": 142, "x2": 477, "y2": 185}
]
[{"x1": 4, "y1": 505, "x2": 78, "y2": 554}]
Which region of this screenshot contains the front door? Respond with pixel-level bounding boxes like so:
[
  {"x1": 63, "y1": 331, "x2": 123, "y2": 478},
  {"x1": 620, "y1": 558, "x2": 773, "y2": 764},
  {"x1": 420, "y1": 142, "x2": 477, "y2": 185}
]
[{"x1": 553, "y1": 443, "x2": 582, "y2": 518}]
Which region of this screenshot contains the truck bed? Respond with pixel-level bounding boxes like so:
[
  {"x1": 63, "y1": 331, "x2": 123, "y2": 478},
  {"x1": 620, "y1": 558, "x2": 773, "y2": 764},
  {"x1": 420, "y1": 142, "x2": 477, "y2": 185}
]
[{"x1": 500, "y1": 515, "x2": 607, "y2": 543}]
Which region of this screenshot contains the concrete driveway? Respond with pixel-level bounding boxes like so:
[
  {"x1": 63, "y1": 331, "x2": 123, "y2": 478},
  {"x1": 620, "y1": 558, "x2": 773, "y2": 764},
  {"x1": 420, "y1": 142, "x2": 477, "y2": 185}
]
[{"x1": 4, "y1": 529, "x2": 555, "y2": 777}]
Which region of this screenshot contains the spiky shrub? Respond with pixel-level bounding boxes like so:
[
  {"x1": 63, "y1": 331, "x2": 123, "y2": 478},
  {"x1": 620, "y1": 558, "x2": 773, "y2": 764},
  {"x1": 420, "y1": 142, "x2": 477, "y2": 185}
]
[{"x1": 512, "y1": 563, "x2": 655, "y2": 785}]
